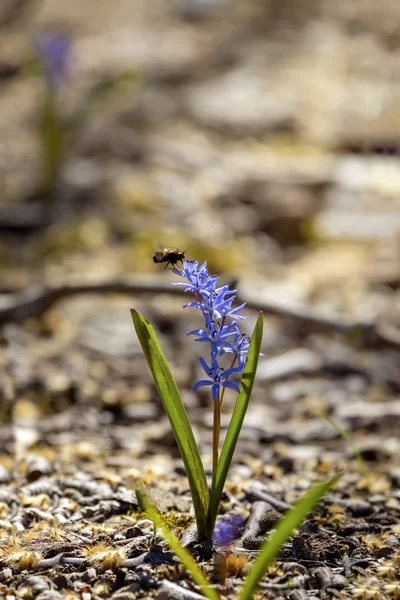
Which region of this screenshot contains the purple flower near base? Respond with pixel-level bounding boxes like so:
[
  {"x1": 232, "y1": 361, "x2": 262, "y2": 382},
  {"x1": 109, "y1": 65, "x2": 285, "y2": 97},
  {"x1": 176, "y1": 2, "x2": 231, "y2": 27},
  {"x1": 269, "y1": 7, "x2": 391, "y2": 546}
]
[
  {"x1": 213, "y1": 514, "x2": 244, "y2": 546},
  {"x1": 171, "y1": 258, "x2": 251, "y2": 401},
  {"x1": 34, "y1": 32, "x2": 70, "y2": 90}
]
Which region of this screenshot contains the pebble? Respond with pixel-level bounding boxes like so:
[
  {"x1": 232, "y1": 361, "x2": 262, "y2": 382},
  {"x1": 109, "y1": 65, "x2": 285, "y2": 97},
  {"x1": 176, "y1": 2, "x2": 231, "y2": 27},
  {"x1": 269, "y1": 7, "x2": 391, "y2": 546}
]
[
  {"x1": 287, "y1": 591, "x2": 310, "y2": 600},
  {"x1": 25, "y1": 455, "x2": 52, "y2": 482},
  {"x1": 343, "y1": 499, "x2": 374, "y2": 517},
  {"x1": 0, "y1": 465, "x2": 10, "y2": 484},
  {"x1": 258, "y1": 509, "x2": 282, "y2": 533},
  {"x1": 312, "y1": 566, "x2": 346, "y2": 590},
  {"x1": 242, "y1": 535, "x2": 266, "y2": 550},
  {"x1": 375, "y1": 546, "x2": 395, "y2": 559},
  {"x1": 390, "y1": 468, "x2": 400, "y2": 488}
]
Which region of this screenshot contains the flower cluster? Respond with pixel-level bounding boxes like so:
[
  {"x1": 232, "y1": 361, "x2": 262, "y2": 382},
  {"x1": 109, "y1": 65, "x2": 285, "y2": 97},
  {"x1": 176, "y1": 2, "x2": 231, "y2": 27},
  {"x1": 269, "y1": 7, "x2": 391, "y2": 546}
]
[{"x1": 172, "y1": 260, "x2": 250, "y2": 401}]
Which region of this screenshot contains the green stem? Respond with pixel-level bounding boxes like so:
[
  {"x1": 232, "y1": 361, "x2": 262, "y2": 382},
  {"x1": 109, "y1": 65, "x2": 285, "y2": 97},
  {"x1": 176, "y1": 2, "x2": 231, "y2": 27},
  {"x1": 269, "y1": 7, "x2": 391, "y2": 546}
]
[
  {"x1": 39, "y1": 91, "x2": 64, "y2": 199},
  {"x1": 219, "y1": 356, "x2": 237, "y2": 409}
]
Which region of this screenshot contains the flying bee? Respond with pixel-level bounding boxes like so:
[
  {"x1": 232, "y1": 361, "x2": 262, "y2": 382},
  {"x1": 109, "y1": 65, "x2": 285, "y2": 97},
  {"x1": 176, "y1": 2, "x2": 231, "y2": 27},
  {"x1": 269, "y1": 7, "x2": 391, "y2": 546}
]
[{"x1": 152, "y1": 247, "x2": 185, "y2": 269}]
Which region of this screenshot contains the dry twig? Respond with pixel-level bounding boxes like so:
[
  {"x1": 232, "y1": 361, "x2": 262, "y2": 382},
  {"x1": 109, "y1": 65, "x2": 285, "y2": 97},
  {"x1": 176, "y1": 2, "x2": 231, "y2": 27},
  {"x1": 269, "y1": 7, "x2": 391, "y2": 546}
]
[{"x1": 0, "y1": 277, "x2": 398, "y2": 349}]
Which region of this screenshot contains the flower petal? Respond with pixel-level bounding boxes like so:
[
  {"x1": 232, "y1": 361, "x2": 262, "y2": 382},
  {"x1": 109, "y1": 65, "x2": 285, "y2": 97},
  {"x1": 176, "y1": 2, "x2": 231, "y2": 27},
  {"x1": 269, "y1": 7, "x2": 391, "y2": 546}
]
[
  {"x1": 198, "y1": 356, "x2": 210, "y2": 375},
  {"x1": 187, "y1": 329, "x2": 205, "y2": 337},
  {"x1": 221, "y1": 380, "x2": 240, "y2": 393},
  {"x1": 183, "y1": 301, "x2": 205, "y2": 309},
  {"x1": 212, "y1": 384, "x2": 220, "y2": 401},
  {"x1": 193, "y1": 380, "x2": 213, "y2": 392},
  {"x1": 230, "y1": 302, "x2": 247, "y2": 315},
  {"x1": 222, "y1": 367, "x2": 242, "y2": 379}
]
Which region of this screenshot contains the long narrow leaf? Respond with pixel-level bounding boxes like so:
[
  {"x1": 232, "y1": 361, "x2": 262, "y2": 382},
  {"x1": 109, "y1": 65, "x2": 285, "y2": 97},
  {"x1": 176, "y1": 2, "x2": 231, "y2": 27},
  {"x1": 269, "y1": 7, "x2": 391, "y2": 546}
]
[
  {"x1": 137, "y1": 488, "x2": 221, "y2": 600},
  {"x1": 238, "y1": 476, "x2": 339, "y2": 600},
  {"x1": 131, "y1": 308, "x2": 210, "y2": 538},
  {"x1": 207, "y1": 313, "x2": 264, "y2": 534}
]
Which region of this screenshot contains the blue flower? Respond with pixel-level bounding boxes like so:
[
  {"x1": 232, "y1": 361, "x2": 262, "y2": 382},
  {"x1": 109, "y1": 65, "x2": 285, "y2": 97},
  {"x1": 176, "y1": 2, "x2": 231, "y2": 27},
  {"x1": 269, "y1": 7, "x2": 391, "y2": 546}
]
[
  {"x1": 171, "y1": 258, "x2": 199, "y2": 279},
  {"x1": 170, "y1": 258, "x2": 252, "y2": 401},
  {"x1": 213, "y1": 514, "x2": 244, "y2": 546},
  {"x1": 220, "y1": 332, "x2": 251, "y2": 370},
  {"x1": 193, "y1": 358, "x2": 241, "y2": 401},
  {"x1": 217, "y1": 299, "x2": 248, "y2": 321},
  {"x1": 34, "y1": 32, "x2": 70, "y2": 90},
  {"x1": 184, "y1": 286, "x2": 236, "y2": 320},
  {"x1": 188, "y1": 318, "x2": 237, "y2": 348},
  {"x1": 172, "y1": 261, "x2": 217, "y2": 296}
]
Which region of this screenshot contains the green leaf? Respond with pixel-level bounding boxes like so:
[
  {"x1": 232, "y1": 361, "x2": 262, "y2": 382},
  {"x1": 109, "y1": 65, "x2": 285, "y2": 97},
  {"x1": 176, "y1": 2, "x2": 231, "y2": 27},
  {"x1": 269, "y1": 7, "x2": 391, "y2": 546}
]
[
  {"x1": 131, "y1": 308, "x2": 210, "y2": 539},
  {"x1": 207, "y1": 313, "x2": 264, "y2": 534},
  {"x1": 137, "y1": 487, "x2": 220, "y2": 600},
  {"x1": 238, "y1": 476, "x2": 339, "y2": 600}
]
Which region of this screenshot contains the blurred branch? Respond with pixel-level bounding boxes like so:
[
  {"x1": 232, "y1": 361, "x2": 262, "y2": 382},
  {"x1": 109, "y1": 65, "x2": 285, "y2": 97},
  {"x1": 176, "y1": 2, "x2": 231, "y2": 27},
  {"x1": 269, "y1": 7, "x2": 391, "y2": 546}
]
[
  {"x1": 0, "y1": 203, "x2": 52, "y2": 232},
  {"x1": 0, "y1": 278, "x2": 399, "y2": 350},
  {"x1": 0, "y1": 278, "x2": 181, "y2": 324}
]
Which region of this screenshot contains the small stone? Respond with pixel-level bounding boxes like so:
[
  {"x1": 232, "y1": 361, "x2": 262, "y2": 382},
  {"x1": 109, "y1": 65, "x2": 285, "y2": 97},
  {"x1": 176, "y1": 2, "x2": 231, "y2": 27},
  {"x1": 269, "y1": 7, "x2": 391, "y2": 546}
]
[
  {"x1": 390, "y1": 468, "x2": 400, "y2": 488},
  {"x1": 344, "y1": 500, "x2": 374, "y2": 517},
  {"x1": 375, "y1": 546, "x2": 395, "y2": 559},
  {"x1": 258, "y1": 509, "x2": 283, "y2": 534},
  {"x1": 0, "y1": 465, "x2": 10, "y2": 484},
  {"x1": 287, "y1": 591, "x2": 309, "y2": 600},
  {"x1": 25, "y1": 455, "x2": 52, "y2": 482},
  {"x1": 242, "y1": 536, "x2": 265, "y2": 550}
]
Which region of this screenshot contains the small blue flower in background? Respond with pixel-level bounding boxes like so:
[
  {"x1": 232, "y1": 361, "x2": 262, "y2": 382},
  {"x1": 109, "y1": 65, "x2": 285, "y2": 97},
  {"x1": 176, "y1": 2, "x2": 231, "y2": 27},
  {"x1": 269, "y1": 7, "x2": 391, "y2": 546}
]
[
  {"x1": 172, "y1": 259, "x2": 250, "y2": 401},
  {"x1": 34, "y1": 32, "x2": 70, "y2": 90},
  {"x1": 213, "y1": 514, "x2": 244, "y2": 547}
]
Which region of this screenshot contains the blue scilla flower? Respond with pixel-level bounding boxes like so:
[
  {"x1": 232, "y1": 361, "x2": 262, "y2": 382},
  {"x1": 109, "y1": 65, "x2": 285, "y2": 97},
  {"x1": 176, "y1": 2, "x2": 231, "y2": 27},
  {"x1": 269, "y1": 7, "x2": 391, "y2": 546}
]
[
  {"x1": 172, "y1": 260, "x2": 217, "y2": 296},
  {"x1": 34, "y1": 32, "x2": 70, "y2": 90},
  {"x1": 188, "y1": 318, "x2": 237, "y2": 348},
  {"x1": 213, "y1": 514, "x2": 244, "y2": 546},
  {"x1": 216, "y1": 297, "x2": 248, "y2": 321},
  {"x1": 171, "y1": 258, "x2": 199, "y2": 279},
  {"x1": 220, "y1": 332, "x2": 251, "y2": 370},
  {"x1": 193, "y1": 358, "x2": 241, "y2": 401},
  {"x1": 184, "y1": 285, "x2": 239, "y2": 321},
  {"x1": 170, "y1": 258, "x2": 249, "y2": 400},
  {"x1": 221, "y1": 332, "x2": 265, "y2": 369}
]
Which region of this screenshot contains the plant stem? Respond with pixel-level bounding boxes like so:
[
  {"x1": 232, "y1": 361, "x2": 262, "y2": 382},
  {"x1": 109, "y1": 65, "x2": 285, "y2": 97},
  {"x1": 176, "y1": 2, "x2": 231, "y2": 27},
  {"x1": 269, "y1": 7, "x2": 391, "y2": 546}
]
[
  {"x1": 219, "y1": 356, "x2": 237, "y2": 409},
  {"x1": 39, "y1": 92, "x2": 64, "y2": 199}
]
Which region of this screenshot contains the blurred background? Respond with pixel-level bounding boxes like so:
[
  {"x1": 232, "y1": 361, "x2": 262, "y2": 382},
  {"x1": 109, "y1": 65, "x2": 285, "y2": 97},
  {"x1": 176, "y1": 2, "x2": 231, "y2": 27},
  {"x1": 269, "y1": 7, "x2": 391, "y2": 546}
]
[{"x1": 0, "y1": 0, "x2": 399, "y2": 469}]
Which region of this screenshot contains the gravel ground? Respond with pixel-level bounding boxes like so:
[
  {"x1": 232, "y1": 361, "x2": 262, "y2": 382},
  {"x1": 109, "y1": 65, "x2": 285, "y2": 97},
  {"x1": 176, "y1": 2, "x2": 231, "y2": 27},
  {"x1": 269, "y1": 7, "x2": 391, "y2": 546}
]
[{"x1": 0, "y1": 1, "x2": 399, "y2": 598}]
